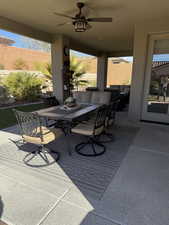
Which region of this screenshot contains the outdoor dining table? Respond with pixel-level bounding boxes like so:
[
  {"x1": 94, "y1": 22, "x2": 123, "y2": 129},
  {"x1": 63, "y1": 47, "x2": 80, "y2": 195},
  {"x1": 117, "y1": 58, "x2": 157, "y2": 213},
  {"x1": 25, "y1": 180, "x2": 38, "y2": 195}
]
[{"x1": 36, "y1": 103, "x2": 101, "y2": 155}]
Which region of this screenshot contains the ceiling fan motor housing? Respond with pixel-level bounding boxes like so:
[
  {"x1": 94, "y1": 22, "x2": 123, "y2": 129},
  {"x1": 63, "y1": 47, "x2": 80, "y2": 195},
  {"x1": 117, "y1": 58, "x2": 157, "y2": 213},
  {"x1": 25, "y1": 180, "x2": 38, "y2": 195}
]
[{"x1": 77, "y1": 2, "x2": 85, "y2": 9}]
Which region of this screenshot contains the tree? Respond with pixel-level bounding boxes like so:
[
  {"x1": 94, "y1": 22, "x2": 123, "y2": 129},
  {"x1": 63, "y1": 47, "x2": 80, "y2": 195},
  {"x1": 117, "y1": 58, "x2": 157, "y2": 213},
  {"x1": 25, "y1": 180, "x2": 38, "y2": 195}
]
[
  {"x1": 70, "y1": 55, "x2": 88, "y2": 91},
  {"x1": 34, "y1": 55, "x2": 88, "y2": 90}
]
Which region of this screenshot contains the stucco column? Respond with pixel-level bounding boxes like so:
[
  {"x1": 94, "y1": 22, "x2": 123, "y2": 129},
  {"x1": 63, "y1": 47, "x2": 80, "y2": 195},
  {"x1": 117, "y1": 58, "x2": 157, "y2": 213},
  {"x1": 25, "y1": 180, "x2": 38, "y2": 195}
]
[
  {"x1": 97, "y1": 55, "x2": 108, "y2": 91},
  {"x1": 51, "y1": 36, "x2": 70, "y2": 103},
  {"x1": 128, "y1": 28, "x2": 148, "y2": 121}
]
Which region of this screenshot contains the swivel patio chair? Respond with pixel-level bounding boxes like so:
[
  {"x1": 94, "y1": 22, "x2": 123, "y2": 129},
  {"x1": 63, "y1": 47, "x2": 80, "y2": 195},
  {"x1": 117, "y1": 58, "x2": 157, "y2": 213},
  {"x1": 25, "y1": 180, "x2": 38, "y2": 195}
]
[
  {"x1": 82, "y1": 99, "x2": 120, "y2": 143},
  {"x1": 73, "y1": 91, "x2": 92, "y2": 104},
  {"x1": 71, "y1": 106, "x2": 107, "y2": 157},
  {"x1": 13, "y1": 109, "x2": 62, "y2": 166},
  {"x1": 100, "y1": 99, "x2": 120, "y2": 143},
  {"x1": 90, "y1": 91, "x2": 111, "y2": 105}
]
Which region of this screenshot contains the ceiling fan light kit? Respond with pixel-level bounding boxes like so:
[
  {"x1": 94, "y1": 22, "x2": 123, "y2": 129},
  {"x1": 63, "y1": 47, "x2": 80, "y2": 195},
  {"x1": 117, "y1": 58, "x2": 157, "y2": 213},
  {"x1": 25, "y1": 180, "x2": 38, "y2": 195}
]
[
  {"x1": 73, "y1": 19, "x2": 87, "y2": 32},
  {"x1": 54, "y1": 2, "x2": 113, "y2": 32}
]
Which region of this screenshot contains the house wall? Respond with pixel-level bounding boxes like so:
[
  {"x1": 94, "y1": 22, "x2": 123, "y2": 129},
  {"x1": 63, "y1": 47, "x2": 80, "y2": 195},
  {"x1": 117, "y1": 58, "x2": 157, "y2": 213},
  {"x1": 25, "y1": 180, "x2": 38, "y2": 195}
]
[
  {"x1": 82, "y1": 57, "x2": 132, "y2": 86},
  {"x1": 107, "y1": 61, "x2": 132, "y2": 85},
  {"x1": 129, "y1": 18, "x2": 169, "y2": 121}
]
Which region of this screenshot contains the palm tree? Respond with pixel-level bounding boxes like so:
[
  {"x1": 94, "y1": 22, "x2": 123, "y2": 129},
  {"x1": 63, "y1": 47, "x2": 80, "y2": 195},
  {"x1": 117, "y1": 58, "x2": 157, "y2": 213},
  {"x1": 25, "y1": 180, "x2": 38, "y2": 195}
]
[
  {"x1": 35, "y1": 55, "x2": 88, "y2": 91},
  {"x1": 70, "y1": 55, "x2": 88, "y2": 91}
]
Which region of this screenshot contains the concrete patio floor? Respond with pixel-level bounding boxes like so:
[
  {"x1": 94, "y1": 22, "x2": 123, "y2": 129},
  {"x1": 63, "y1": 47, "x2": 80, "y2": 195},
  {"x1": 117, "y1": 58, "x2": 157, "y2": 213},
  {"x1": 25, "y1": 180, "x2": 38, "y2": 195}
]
[{"x1": 0, "y1": 112, "x2": 169, "y2": 225}]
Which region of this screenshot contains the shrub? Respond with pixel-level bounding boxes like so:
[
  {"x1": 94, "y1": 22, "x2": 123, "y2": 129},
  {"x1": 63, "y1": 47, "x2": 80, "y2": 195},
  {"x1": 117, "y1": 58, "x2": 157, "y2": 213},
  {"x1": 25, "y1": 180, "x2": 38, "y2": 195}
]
[
  {"x1": 0, "y1": 64, "x2": 5, "y2": 70},
  {"x1": 13, "y1": 58, "x2": 28, "y2": 70},
  {"x1": 3, "y1": 72, "x2": 43, "y2": 101}
]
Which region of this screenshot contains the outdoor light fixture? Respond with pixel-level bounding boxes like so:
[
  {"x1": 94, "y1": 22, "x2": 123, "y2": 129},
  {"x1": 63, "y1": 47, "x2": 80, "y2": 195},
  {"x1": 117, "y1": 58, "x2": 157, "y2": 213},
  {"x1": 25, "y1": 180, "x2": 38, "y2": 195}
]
[
  {"x1": 73, "y1": 19, "x2": 87, "y2": 32},
  {"x1": 54, "y1": 2, "x2": 113, "y2": 33}
]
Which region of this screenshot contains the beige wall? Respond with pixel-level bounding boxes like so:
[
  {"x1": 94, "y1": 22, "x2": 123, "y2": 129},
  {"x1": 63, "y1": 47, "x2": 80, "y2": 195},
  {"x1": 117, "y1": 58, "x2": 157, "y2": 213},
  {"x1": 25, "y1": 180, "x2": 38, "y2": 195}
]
[
  {"x1": 82, "y1": 57, "x2": 132, "y2": 86},
  {"x1": 129, "y1": 18, "x2": 169, "y2": 121},
  {"x1": 107, "y1": 61, "x2": 132, "y2": 86}
]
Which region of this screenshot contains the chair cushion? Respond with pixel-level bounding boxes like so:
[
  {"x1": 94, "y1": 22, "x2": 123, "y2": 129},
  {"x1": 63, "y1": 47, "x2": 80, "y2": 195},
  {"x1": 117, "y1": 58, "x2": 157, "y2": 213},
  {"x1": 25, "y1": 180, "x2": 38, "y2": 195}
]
[
  {"x1": 72, "y1": 123, "x2": 94, "y2": 136},
  {"x1": 73, "y1": 91, "x2": 92, "y2": 104},
  {"x1": 23, "y1": 126, "x2": 62, "y2": 145},
  {"x1": 72, "y1": 122, "x2": 104, "y2": 136},
  {"x1": 91, "y1": 91, "x2": 111, "y2": 105}
]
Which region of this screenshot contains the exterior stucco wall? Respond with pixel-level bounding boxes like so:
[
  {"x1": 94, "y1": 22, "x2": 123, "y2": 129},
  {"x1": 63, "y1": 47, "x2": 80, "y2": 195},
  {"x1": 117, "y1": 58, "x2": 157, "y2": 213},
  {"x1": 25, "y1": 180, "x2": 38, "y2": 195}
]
[{"x1": 129, "y1": 19, "x2": 169, "y2": 121}]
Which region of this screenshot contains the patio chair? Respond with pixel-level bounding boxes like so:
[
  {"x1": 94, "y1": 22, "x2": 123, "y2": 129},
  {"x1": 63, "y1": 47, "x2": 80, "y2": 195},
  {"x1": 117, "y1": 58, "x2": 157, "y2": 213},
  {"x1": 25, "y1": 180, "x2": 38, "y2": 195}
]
[
  {"x1": 13, "y1": 109, "x2": 62, "y2": 166},
  {"x1": 106, "y1": 99, "x2": 120, "y2": 126},
  {"x1": 90, "y1": 91, "x2": 111, "y2": 105},
  {"x1": 81, "y1": 99, "x2": 120, "y2": 143},
  {"x1": 71, "y1": 106, "x2": 107, "y2": 157},
  {"x1": 101, "y1": 99, "x2": 120, "y2": 143},
  {"x1": 73, "y1": 91, "x2": 92, "y2": 104}
]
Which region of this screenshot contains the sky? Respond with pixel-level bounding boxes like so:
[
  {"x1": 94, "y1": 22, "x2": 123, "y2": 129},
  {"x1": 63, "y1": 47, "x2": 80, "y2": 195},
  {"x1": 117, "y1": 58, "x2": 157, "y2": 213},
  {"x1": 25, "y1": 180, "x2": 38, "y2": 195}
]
[
  {"x1": 1, "y1": 29, "x2": 169, "y2": 62},
  {"x1": 0, "y1": 29, "x2": 24, "y2": 48},
  {"x1": 0, "y1": 29, "x2": 92, "y2": 57}
]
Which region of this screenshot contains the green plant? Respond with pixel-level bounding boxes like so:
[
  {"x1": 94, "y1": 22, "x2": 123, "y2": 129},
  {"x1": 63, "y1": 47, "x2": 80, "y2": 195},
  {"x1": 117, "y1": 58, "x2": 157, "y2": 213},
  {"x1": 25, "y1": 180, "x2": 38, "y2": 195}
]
[
  {"x1": 13, "y1": 58, "x2": 28, "y2": 70},
  {"x1": 34, "y1": 55, "x2": 88, "y2": 90},
  {"x1": 3, "y1": 72, "x2": 43, "y2": 101},
  {"x1": 70, "y1": 55, "x2": 88, "y2": 91},
  {"x1": 34, "y1": 62, "x2": 51, "y2": 80},
  {"x1": 0, "y1": 64, "x2": 5, "y2": 70}
]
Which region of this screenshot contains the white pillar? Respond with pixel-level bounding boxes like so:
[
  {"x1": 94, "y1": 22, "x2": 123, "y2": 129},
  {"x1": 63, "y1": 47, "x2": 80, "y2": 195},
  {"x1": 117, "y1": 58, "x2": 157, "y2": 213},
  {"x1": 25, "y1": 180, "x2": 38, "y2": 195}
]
[
  {"x1": 97, "y1": 55, "x2": 108, "y2": 91},
  {"x1": 51, "y1": 36, "x2": 70, "y2": 103},
  {"x1": 128, "y1": 29, "x2": 148, "y2": 121}
]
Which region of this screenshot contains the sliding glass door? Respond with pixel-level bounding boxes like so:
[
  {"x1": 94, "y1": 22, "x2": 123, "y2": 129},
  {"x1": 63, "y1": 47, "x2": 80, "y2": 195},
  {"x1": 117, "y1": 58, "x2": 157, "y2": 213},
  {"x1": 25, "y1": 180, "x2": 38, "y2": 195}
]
[{"x1": 142, "y1": 34, "x2": 169, "y2": 123}]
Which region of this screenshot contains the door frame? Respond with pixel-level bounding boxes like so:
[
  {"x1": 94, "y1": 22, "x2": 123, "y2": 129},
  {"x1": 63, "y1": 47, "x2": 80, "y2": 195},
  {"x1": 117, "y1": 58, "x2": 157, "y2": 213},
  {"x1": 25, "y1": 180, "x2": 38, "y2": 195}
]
[{"x1": 141, "y1": 33, "x2": 169, "y2": 123}]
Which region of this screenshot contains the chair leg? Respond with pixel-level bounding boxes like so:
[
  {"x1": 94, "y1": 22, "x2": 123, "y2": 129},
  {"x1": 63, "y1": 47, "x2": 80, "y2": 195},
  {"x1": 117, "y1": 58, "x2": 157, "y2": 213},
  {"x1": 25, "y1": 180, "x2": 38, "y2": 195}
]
[
  {"x1": 23, "y1": 145, "x2": 60, "y2": 167},
  {"x1": 91, "y1": 142, "x2": 97, "y2": 155},
  {"x1": 75, "y1": 137, "x2": 106, "y2": 157},
  {"x1": 99, "y1": 130, "x2": 115, "y2": 144},
  {"x1": 9, "y1": 138, "x2": 26, "y2": 149}
]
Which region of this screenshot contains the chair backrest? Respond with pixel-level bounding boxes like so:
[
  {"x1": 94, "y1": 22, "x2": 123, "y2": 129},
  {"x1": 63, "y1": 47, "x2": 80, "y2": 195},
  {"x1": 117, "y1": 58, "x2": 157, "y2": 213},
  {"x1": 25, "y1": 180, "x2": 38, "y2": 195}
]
[
  {"x1": 106, "y1": 100, "x2": 120, "y2": 127},
  {"x1": 91, "y1": 91, "x2": 111, "y2": 105},
  {"x1": 93, "y1": 106, "x2": 108, "y2": 136},
  {"x1": 13, "y1": 109, "x2": 42, "y2": 139},
  {"x1": 73, "y1": 91, "x2": 92, "y2": 104}
]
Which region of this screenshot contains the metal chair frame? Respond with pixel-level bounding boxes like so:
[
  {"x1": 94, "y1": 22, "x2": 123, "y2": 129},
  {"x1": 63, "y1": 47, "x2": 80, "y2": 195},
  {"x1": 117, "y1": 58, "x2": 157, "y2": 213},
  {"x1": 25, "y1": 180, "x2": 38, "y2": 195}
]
[
  {"x1": 13, "y1": 109, "x2": 60, "y2": 166},
  {"x1": 74, "y1": 106, "x2": 108, "y2": 157},
  {"x1": 100, "y1": 99, "x2": 120, "y2": 143}
]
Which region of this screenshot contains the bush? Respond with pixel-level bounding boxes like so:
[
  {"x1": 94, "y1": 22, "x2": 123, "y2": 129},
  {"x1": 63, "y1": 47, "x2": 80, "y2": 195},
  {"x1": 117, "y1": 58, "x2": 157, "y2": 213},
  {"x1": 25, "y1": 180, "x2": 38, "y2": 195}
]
[
  {"x1": 3, "y1": 72, "x2": 43, "y2": 101},
  {"x1": 13, "y1": 58, "x2": 28, "y2": 70},
  {"x1": 0, "y1": 64, "x2": 5, "y2": 70}
]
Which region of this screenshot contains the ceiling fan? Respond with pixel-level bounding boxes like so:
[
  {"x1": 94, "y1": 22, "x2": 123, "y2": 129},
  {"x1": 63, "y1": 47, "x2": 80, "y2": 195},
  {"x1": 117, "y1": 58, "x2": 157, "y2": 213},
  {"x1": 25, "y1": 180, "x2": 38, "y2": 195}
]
[{"x1": 54, "y1": 2, "x2": 113, "y2": 32}]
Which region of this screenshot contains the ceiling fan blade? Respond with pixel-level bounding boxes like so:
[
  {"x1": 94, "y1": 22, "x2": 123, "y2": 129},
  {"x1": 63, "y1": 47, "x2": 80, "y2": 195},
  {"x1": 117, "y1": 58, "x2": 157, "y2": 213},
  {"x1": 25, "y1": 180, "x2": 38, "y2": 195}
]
[
  {"x1": 87, "y1": 17, "x2": 113, "y2": 22},
  {"x1": 54, "y1": 12, "x2": 75, "y2": 19},
  {"x1": 56, "y1": 22, "x2": 71, "y2": 27}
]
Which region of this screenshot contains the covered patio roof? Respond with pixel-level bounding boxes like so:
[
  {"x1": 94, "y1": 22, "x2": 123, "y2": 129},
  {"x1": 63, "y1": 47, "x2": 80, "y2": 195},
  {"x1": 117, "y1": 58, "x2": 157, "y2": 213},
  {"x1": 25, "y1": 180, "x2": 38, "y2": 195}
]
[{"x1": 0, "y1": 0, "x2": 169, "y2": 56}]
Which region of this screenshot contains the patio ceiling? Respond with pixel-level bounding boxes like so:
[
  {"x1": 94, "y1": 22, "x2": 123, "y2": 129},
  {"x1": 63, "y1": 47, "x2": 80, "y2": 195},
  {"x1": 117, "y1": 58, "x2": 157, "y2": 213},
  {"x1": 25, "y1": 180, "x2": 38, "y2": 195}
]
[{"x1": 0, "y1": 0, "x2": 169, "y2": 55}]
